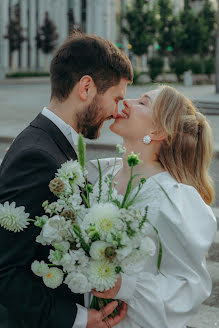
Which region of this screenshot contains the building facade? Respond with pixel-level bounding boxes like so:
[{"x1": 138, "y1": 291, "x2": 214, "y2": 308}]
[{"x1": 0, "y1": 0, "x2": 117, "y2": 77}]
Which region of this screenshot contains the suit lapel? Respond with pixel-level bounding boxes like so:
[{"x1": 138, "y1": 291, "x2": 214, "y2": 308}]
[{"x1": 30, "y1": 113, "x2": 77, "y2": 161}]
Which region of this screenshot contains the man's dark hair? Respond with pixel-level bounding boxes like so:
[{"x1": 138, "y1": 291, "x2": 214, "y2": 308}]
[{"x1": 50, "y1": 33, "x2": 133, "y2": 101}]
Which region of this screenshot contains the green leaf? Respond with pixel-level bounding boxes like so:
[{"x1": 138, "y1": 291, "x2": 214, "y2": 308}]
[
  {"x1": 97, "y1": 159, "x2": 102, "y2": 203},
  {"x1": 78, "y1": 134, "x2": 86, "y2": 173}
]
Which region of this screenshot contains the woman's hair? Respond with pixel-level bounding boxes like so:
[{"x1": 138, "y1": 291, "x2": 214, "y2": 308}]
[{"x1": 152, "y1": 85, "x2": 215, "y2": 205}]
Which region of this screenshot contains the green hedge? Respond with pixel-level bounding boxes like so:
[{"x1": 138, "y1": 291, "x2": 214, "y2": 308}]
[{"x1": 6, "y1": 72, "x2": 50, "y2": 78}]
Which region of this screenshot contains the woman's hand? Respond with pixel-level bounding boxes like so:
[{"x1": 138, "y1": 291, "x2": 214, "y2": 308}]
[{"x1": 92, "y1": 275, "x2": 122, "y2": 299}]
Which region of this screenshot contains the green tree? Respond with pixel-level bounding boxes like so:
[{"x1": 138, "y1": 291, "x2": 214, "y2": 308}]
[
  {"x1": 199, "y1": 0, "x2": 216, "y2": 56},
  {"x1": 156, "y1": 0, "x2": 176, "y2": 56},
  {"x1": 36, "y1": 12, "x2": 58, "y2": 55},
  {"x1": 4, "y1": 4, "x2": 25, "y2": 69},
  {"x1": 122, "y1": 0, "x2": 157, "y2": 56}
]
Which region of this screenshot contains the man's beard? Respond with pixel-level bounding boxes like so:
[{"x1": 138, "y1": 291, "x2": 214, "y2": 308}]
[{"x1": 76, "y1": 94, "x2": 111, "y2": 139}]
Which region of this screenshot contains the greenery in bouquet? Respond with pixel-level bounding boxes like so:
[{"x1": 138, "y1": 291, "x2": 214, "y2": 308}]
[{"x1": 0, "y1": 135, "x2": 163, "y2": 313}]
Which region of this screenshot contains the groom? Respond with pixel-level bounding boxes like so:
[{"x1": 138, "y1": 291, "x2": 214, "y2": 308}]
[{"x1": 0, "y1": 33, "x2": 133, "y2": 328}]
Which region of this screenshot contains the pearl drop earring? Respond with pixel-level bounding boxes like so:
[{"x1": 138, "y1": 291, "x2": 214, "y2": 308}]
[{"x1": 143, "y1": 135, "x2": 151, "y2": 145}]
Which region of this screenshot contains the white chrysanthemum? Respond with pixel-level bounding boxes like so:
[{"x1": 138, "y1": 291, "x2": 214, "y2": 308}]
[
  {"x1": 89, "y1": 241, "x2": 112, "y2": 260},
  {"x1": 31, "y1": 260, "x2": 49, "y2": 277},
  {"x1": 42, "y1": 267, "x2": 64, "y2": 289},
  {"x1": 64, "y1": 272, "x2": 91, "y2": 294},
  {"x1": 41, "y1": 215, "x2": 71, "y2": 244},
  {"x1": 89, "y1": 260, "x2": 118, "y2": 292},
  {"x1": 0, "y1": 201, "x2": 30, "y2": 232},
  {"x1": 61, "y1": 249, "x2": 89, "y2": 273},
  {"x1": 56, "y1": 160, "x2": 85, "y2": 190},
  {"x1": 87, "y1": 203, "x2": 120, "y2": 239},
  {"x1": 140, "y1": 237, "x2": 156, "y2": 257}
]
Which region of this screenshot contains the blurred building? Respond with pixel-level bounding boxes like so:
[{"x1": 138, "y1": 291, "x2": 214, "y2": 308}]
[
  {"x1": 0, "y1": 0, "x2": 117, "y2": 77},
  {"x1": 0, "y1": 0, "x2": 217, "y2": 78}
]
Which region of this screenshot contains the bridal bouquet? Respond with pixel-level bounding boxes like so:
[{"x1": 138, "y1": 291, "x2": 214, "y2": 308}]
[{"x1": 0, "y1": 135, "x2": 162, "y2": 309}]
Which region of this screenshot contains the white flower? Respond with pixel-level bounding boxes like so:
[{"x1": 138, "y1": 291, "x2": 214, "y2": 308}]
[
  {"x1": 87, "y1": 203, "x2": 120, "y2": 239},
  {"x1": 89, "y1": 241, "x2": 112, "y2": 260},
  {"x1": 140, "y1": 237, "x2": 156, "y2": 257},
  {"x1": 36, "y1": 234, "x2": 50, "y2": 246},
  {"x1": 42, "y1": 267, "x2": 64, "y2": 289},
  {"x1": 0, "y1": 201, "x2": 30, "y2": 232},
  {"x1": 64, "y1": 272, "x2": 91, "y2": 294},
  {"x1": 121, "y1": 251, "x2": 145, "y2": 274},
  {"x1": 116, "y1": 245, "x2": 133, "y2": 260},
  {"x1": 48, "y1": 250, "x2": 63, "y2": 265},
  {"x1": 56, "y1": 160, "x2": 85, "y2": 191},
  {"x1": 89, "y1": 260, "x2": 118, "y2": 292},
  {"x1": 41, "y1": 215, "x2": 71, "y2": 244},
  {"x1": 116, "y1": 144, "x2": 126, "y2": 154},
  {"x1": 61, "y1": 249, "x2": 89, "y2": 273},
  {"x1": 54, "y1": 241, "x2": 70, "y2": 254},
  {"x1": 31, "y1": 260, "x2": 49, "y2": 277}
]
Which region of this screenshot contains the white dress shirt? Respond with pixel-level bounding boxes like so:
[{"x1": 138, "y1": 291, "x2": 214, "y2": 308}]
[{"x1": 42, "y1": 107, "x2": 88, "y2": 328}]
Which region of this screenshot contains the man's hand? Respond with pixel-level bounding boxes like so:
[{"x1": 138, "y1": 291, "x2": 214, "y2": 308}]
[
  {"x1": 92, "y1": 275, "x2": 122, "y2": 299},
  {"x1": 86, "y1": 300, "x2": 127, "y2": 328}
]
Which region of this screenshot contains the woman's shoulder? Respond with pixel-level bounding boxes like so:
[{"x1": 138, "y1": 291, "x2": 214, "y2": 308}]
[
  {"x1": 149, "y1": 171, "x2": 217, "y2": 238},
  {"x1": 86, "y1": 158, "x2": 122, "y2": 185}
]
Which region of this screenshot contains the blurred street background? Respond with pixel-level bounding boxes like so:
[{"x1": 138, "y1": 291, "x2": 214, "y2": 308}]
[{"x1": 0, "y1": 0, "x2": 219, "y2": 327}]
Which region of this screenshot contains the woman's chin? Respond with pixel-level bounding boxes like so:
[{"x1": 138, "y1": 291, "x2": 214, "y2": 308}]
[{"x1": 109, "y1": 122, "x2": 122, "y2": 136}]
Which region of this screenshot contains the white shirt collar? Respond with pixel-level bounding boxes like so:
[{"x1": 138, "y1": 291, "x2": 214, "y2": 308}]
[{"x1": 42, "y1": 107, "x2": 79, "y2": 147}]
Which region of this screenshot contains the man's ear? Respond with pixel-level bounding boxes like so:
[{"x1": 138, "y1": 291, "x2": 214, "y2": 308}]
[
  {"x1": 150, "y1": 128, "x2": 167, "y2": 141},
  {"x1": 78, "y1": 75, "x2": 97, "y2": 101}
]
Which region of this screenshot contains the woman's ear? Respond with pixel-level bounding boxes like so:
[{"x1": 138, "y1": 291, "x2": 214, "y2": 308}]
[
  {"x1": 78, "y1": 75, "x2": 96, "y2": 101},
  {"x1": 150, "y1": 128, "x2": 167, "y2": 141}
]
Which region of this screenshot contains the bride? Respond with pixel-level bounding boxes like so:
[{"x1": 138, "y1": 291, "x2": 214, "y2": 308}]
[{"x1": 89, "y1": 85, "x2": 217, "y2": 328}]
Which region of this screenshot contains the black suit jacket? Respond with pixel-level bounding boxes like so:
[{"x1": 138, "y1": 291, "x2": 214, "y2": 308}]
[{"x1": 0, "y1": 114, "x2": 84, "y2": 328}]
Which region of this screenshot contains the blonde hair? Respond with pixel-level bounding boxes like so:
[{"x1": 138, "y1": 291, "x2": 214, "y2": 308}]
[{"x1": 152, "y1": 85, "x2": 215, "y2": 205}]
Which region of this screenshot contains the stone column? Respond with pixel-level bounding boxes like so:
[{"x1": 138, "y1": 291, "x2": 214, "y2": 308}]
[
  {"x1": 20, "y1": 0, "x2": 28, "y2": 70},
  {"x1": 0, "y1": 0, "x2": 9, "y2": 79},
  {"x1": 10, "y1": 0, "x2": 19, "y2": 71},
  {"x1": 29, "y1": 0, "x2": 36, "y2": 70},
  {"x1": 73, "y1": 0, "x2": 81, "y2": 27}
]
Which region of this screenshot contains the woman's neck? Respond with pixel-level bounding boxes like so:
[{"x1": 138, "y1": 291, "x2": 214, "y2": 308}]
[{"x1": 120, "y1": 139, "x2": 165, "y2": 180}]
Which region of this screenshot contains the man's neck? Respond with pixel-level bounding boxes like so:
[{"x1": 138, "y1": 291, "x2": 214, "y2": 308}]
[{"x1": 48, "y1": 101, "x2": 78, "y2": 132}]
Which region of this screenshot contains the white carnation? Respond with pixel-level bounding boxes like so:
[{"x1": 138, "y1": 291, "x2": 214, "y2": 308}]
[
  {"x1": 140, "y1": 237, "x2": 156, "y2": 257},
  {"x1": 89, "y1": 260, "x2": 118, "y2": 292},
  {"x1": 61, "y1": 249, "x2": 89, "y2": 273},
  {"x1": 31, "y1": 260, "x2": 49, "y2": 277},
  {"x1": 64, "y1": 272, "x2": 91, "y2": 294},
  {"x1": 0, "y1": 201, "x2": 30, "y2": 232},
  {"x1": 42, "y1": 267, "x2": 64, "y2": 289},
  {"x1": 89, "y1": 241, "x2": 112, "y2": 260},
  {"x1": 41, "y1": 215, "x2": 71, "y2": 244}
]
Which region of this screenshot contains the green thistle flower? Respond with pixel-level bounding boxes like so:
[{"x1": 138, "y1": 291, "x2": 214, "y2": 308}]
[{"x1": 127, "y1": 152, "x2": 142, "y2": 167}]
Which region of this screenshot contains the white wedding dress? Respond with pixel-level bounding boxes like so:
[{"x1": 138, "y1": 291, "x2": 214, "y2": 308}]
[{"x1": 87, "y1": 158, "x2": 217, "y2": 328}]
